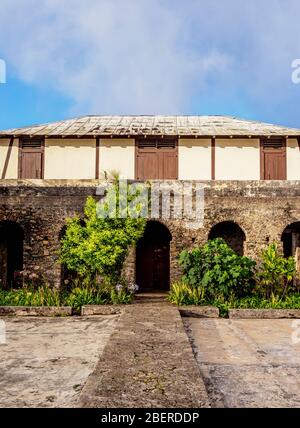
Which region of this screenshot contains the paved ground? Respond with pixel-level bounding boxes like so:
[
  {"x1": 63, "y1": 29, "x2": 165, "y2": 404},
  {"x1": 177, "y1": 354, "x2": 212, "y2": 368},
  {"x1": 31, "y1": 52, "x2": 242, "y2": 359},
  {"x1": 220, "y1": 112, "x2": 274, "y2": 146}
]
[
  {"x1": 185, "y1": 318, "x2": 300, "y2": 408},
  {"x1": 0, "y1": 316, "x2": 118, "y2": 407},
  {"x1": 2, "y1": 303, "x2": 300, "y2": 408},
  {"x1": 77, "y1": 295, "x2": 209, "y2": 408}
]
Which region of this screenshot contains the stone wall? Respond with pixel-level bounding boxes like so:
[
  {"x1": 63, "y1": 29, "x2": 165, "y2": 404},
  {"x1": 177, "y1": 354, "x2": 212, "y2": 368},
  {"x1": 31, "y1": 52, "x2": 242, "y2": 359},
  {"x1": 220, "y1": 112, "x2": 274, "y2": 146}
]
[{"x1": 0, "y1": 180, "x2": 300, "y2": 287}]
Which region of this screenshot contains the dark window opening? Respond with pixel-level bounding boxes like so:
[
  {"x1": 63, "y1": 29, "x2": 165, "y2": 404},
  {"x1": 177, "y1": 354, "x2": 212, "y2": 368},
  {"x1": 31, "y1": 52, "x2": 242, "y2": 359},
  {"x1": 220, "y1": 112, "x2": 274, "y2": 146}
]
[
  {"x1": 281, "y1": 222, "x2": 300, "y2": 258},
  {"x1": 0, "y1": 222, "x2": 24, "y2": 289},
  {"x1": 208, "y1": 221, "x2": 246, "y2": 256}
]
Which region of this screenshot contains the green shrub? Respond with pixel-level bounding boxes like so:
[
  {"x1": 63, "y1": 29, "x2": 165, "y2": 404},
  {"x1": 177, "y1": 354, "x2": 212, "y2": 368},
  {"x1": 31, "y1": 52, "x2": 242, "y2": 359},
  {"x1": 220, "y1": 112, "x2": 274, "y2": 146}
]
[
  {"x1": 59, "y1": 178, "x2": 146, "y2": 284},
  {"x1": 257, "y1": 243, "x2": 297, "y2": 299},
  {"x1": 0, "y1": 286, "x2": 61, "y2": 307},
  {"x1": 211, "y1": 294, "x2": 300, "y2": 317},
  {"x1": 63, "y1": 287, "x2": 108, "y2": 310},
  {"x1": 178, "y1": 238, "x2": 256, "y2": 300},
  {"x1": 0, "y1": 282, "x2": 136, "y2": 309},
  {"x1": 168, "y1": 281, "x2": 205, "y2": 306}
]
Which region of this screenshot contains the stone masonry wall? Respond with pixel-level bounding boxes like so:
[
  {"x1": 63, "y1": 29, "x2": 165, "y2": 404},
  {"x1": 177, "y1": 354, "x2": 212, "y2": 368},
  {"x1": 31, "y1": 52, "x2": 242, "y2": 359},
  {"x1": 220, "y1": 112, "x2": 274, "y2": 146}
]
[{"x1": 0, "y1": 180, "x2": 300, "y2": 287}]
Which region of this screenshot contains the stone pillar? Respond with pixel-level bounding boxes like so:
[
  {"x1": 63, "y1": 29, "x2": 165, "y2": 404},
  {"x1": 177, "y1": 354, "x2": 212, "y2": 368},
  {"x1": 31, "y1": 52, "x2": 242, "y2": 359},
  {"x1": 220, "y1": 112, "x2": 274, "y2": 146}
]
[
  {"x1": 122, "y1": 246, "x2": 136, "y2": 284},
  {"x1": 296, "y1": 247, "x2": 300, "y2": 273},
  {"x1": 0, "y1": 239, "x2": 8, "y2": 289}
]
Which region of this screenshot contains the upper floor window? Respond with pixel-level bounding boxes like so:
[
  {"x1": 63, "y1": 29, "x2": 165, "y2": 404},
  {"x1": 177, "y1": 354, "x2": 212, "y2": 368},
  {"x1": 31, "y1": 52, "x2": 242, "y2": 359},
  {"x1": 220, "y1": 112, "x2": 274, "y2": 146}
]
[
  {"x1": 260, "y1": 137, "x2": 286, "y2": 180},
  {"x1": 19, "y1": 138, "x2": 44, "y2": 179},
  {"x1": 135, "y1": 138, "x2": 178, "y2": 180}
]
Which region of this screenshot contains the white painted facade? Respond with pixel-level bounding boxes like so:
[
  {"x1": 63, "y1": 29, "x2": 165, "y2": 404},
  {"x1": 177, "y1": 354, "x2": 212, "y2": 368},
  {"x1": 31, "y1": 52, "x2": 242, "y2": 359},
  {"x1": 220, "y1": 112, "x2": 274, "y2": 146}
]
[
  {"x1": 287, "y1": 139, "x2": 300, "y2": 180},
  {"x1": 178, "y1": 139, "x2": 211, "y2": 180},
  {"x1": 215, "y1": 139, "x2": 260, "y2": 180},
  {"x1": 0, "y1": 135, "x2": 299, "y2": 180},
  {"x1": 44, "y1": 139, "x2": 96, "y2": 179},
  {"x1": 99, "y1": 139, "x2": 135, "y2": 179},
  {"x1": 0, "y1": 138, "x2": 18, "y2": 179}
]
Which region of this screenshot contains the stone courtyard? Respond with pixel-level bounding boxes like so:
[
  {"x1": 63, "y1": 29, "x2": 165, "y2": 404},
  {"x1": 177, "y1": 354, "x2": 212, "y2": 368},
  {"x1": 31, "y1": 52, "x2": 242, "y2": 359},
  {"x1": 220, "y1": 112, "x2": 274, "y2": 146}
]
[
  {"x1": 0, "y1": 316, "x2": 118, "y2": 407},
  {"x1": 1, "y1": 299, "x2": 300, "y2": 408},
  {"x1": 185, "y1": 318, "x2": 300, "y2": 408}
]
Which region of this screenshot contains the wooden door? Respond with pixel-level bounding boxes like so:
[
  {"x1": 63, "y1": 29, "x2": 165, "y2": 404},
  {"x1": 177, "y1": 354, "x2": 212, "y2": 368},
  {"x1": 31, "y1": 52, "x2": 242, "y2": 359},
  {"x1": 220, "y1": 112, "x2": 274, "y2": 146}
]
[
  {"x1": 19, "y1": 138, "x2": 44, "y2": 179},
  {"x1": 136, "y1": 222, "x2": 171, "y2": 291},
  {"x1": 261, "y1": 138, "x2": 286, "y2": 180},
  {"x1": 136, "y1": 138, "x2": 178, "y2": 180}
]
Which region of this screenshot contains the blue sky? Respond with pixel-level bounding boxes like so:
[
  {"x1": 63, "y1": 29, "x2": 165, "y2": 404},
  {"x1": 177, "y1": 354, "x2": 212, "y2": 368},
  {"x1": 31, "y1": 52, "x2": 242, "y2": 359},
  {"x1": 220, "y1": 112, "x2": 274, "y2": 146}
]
[{"x1": 0, "y1": 0, "x2": 300, "y2": 130}]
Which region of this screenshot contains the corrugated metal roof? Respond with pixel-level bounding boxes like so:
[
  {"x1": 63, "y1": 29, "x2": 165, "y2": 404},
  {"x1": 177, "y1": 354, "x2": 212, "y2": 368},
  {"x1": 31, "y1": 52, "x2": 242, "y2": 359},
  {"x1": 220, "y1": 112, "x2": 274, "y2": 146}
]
[{"x1": 0, "y1": 115, "x2": 300, "y2": 137}]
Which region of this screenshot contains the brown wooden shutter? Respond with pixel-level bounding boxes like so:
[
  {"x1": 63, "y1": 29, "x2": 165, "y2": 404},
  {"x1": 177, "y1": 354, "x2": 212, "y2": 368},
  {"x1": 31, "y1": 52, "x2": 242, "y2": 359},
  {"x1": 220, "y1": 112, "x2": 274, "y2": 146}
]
[
  {"x1": 260, "y1": 137, "x2": 286, "y2": 180},
  {"x1": 136, "y1": 138, "x2": 178, "y2": 180},
  {"x1": 19, "y1": 138, "x2": 44, "y2": 179}
]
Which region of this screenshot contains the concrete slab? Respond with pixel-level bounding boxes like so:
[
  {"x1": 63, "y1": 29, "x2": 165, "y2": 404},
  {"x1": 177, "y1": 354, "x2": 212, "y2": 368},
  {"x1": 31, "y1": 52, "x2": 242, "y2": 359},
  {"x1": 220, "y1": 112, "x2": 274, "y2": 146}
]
[
  {"x1": 0, "y1": 316, "x2": 118, "y2": 407},
  {"x1": 185, "y1": 318, "x2": 300, "y2": 408}
]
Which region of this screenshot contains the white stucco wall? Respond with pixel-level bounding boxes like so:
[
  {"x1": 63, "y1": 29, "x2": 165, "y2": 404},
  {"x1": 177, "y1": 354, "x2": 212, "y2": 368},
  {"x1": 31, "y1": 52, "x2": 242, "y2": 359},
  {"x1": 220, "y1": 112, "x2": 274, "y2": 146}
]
[
  {"x1": 0, "y1": 138, "x2": 18, "y2": 179},
  {"x1": 178, "y1": 139, "x2": 211, "y2": 180},
  {"x1": 44, "y1": 139, "x2": 96, "y2": 179},
  {"x1": 287, "y1": 139, "x2": 300, "y2": 180},
  {"x1": 215, "y1": 139, "x2": 260, "y2": 180},
  {"x1": 99, "y1": 139, "x2": 135, "y2": 179}
]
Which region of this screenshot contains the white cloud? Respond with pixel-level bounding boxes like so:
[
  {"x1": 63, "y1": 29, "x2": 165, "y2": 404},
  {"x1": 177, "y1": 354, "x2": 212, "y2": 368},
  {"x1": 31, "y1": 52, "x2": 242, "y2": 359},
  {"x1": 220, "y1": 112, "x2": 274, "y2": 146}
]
[
  {"x1": 0, "y1": 0, "x2": 299, "y2": 119},
  {"x1": 0, "y1": 0, "x2": 231, "y2": 114}
]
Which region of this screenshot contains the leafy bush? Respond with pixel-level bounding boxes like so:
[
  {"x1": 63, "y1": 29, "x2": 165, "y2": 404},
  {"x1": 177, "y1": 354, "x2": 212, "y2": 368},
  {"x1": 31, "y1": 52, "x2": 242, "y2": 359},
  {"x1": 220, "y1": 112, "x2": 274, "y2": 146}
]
[
  {"x1": 59, "y1": 178, "x2": 146, "y2": 284},
  {"x1": 256, "y1": 243, "x2": 297, "y2": 299},
  {"x1": 178, "y1": 238, "x2": 256, "y2": 300}
]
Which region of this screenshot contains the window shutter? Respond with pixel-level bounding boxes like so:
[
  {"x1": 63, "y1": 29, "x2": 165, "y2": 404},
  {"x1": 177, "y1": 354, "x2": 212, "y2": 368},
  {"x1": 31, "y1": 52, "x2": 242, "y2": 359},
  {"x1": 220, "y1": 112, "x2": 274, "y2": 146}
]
[
  {"x1": 21, "y1": 139, "x2": 43, "y2": 149},
  {"x1": 262, "y1": 138, "x2": 284, "y2": 149}
]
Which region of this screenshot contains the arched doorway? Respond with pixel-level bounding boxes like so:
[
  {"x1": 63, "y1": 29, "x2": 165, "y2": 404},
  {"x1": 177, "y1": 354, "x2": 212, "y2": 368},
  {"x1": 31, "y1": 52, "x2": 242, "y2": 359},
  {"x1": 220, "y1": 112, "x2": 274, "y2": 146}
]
[
  {"x1": 0, "y1": 221, "x2": 24, "y2": 289},
  {"x1": 281, "y1": 222, "x2": 300, "y2": 258},
  {"x1": 208, "y1": 221, "x2": 246, "y2": 256},
  {"x1": 136, "y1": 221, "x2": 172, "y2": 291}
]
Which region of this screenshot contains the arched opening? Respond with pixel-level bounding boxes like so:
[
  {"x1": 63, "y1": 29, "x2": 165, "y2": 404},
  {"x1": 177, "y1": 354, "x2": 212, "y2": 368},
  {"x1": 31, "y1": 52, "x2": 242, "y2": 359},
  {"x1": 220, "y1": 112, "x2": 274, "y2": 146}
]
[
  {"x1": 0, "y1": 221, "x2": 24, "y2": 289},
  {"x1": 281, "y1": 222, "x2": 300, "y2": 258},
  {"x1": 136, "y1": 221, "x2": 172, "y2": 291},
  {"x1": 208, "y1": 221, "x2": 246, "y2": 256}
]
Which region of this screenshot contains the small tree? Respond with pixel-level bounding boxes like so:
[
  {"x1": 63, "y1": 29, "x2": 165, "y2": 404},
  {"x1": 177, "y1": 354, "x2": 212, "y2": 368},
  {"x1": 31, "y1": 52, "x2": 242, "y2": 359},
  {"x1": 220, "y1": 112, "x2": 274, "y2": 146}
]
[
  {"x1": 59, "y1": 179, "x2": 147, "y2": 285},
  {"x1": 257, "y1": 243, "x2": 297, "y2": 299}
]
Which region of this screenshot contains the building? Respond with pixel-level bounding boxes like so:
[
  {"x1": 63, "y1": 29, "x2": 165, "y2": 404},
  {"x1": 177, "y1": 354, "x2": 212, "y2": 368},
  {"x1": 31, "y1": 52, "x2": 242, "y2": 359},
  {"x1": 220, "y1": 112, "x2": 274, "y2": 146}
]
[
  {"x1": 0, "y1": 115, "x2": 300, "y2": 290},
  {"x1": 1, "y1": 115, "x2": 300, "y2": 181}
]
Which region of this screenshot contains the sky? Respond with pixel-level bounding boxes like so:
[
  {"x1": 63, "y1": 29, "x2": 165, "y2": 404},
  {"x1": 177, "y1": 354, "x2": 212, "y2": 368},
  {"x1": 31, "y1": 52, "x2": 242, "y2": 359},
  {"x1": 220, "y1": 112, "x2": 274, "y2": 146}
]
[{"x1": 0, "y1": 0, "x2": 300, "y2": 130}]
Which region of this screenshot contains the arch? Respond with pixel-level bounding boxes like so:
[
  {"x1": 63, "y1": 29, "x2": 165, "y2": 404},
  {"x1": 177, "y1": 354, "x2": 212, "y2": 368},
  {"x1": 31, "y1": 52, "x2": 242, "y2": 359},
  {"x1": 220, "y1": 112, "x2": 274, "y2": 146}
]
[
  {"x1": 136, "y1": 221, "x2": 172, "y2": 291},
  {"x1": 281, "y1": 222, "x2": 300, "y2": 258},
  {"x1": 208, "y1": 221, "x2": 246, "y2": 256},
  {"x1": 0, "y1": 221, "x2": 24, "y2": 289}
]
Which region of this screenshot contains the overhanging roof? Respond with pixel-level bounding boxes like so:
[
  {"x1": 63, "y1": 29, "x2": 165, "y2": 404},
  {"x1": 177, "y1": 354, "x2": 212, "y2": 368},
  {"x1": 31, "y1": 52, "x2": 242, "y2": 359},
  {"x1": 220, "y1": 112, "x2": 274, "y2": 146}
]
[{"x1": 1, "y1": 115, "x2": 300, "y2": 138}]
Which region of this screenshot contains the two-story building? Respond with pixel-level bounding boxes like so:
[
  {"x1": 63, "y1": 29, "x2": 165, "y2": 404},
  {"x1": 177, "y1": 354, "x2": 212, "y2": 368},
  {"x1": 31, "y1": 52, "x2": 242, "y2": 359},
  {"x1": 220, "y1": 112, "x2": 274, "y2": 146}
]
[{"x1": 0, "y1": 115, "x2": 300, "y2": 290}]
